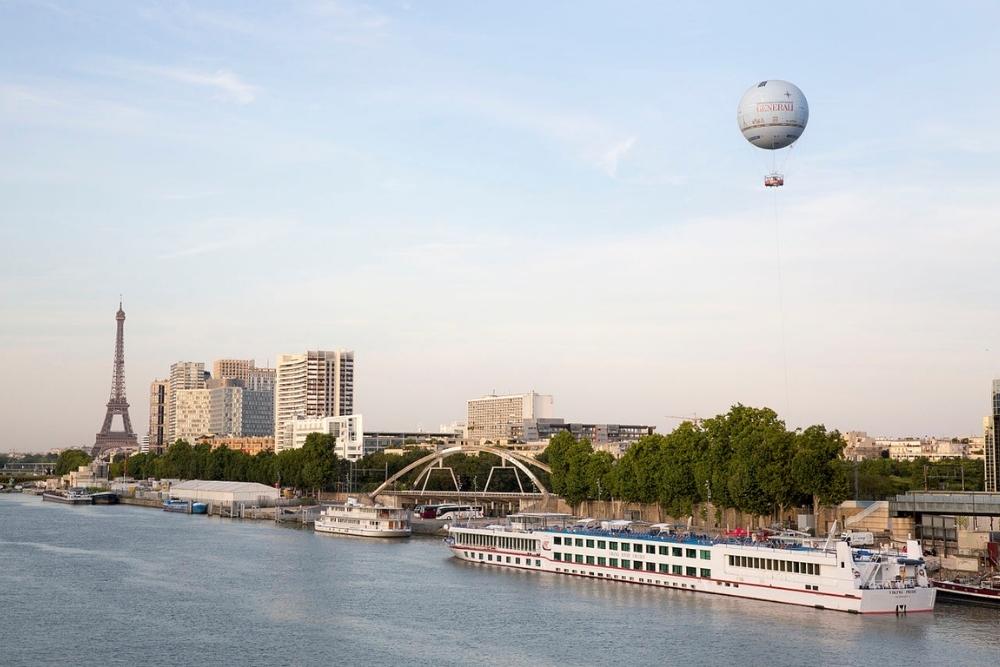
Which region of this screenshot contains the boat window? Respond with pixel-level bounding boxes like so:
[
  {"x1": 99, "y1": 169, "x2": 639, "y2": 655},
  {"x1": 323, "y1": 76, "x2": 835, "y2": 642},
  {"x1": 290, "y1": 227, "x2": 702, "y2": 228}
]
[
  {"x1": 673, "y1": 565, "x2": 682, "y2": 574},
  {"x1": 586, "y1": 556, "x2": 595, "y2": 564},
  {"x1": 597, "y1": 541, "x2": 606, "y2": 549},
  {"x1": 634, "y1": 543, "x2": 644, "y2": 552},
  {"x1": 633, "y1": 561, "x2": 642, "y2": 570},
  {"x1": 645, "y1": 545, "x2": 655, "y2": 554},
  {"x1": 622, "y1": 559, "x2": 631, "y2": 569},
  {"x1": 609, "y1": 542, "x2": 618, "y2": 551},
  {"x1": 793, "y1": 562, "x2": 800, "y2": 573},
  {"x1": 815, "y1": 565, "x2": 821, "y2": 577},
  {"x1": 535, "y1": 560, "x2": 540, "y2": 567},
  {"x1": 660, "y1": 546, "x2": 669, "y2": 555},
  {"x1": 554, "y1": 552, "x2": 561, "y2": 561},
  {"x1": 575, "y1": 539, "x2": 583, "y2": 547},
  {"x1": 598, "y1": 557, "x2": 607, "y2": 566},
  {"x1": 686, "y1": 567, "x2": 697, "y2": 577},
  {"x1": 621, "y1": 543, "x2": 630, "y2": 552},
  {"x1": 554, "y1": 536, "x2": 562, "y2": 545},
  {"x1": 686, "y1": 549, "x2": 697, "y2": 559},
  {"x1": 575, "y1": 555, "x2": 583, "y2": 563},
  {"x1": 645, "y1": 562, "x2": 655, "y2": 572},
  {"x1": 610, "y1": 558, "x2": 619, "y2": 567},
  {"x1": 659, "y1": 564, "x2": 669, "y2": 573},
  {"x1": 673, "y1": 547, "x2": 682, "y2": 557},
  {"x1": 700, "y1": 569, "x2": 711, "y2": 578},
  {"x1": 700, "y1": 550, "x2": 711, "y2": 560},
  {"x1": 586, "y1": 539, "x2": 595, "y2": 548}
]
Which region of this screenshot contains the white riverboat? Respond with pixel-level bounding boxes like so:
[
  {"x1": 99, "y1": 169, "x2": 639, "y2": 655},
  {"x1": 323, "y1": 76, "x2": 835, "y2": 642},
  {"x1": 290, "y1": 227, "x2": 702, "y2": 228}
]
[
  {"x1": 314, "y1": 498, "x2": 411, "y2": 538},
  {"x1": 446, "y1": 513, "x2": 936, "y2": 615}
]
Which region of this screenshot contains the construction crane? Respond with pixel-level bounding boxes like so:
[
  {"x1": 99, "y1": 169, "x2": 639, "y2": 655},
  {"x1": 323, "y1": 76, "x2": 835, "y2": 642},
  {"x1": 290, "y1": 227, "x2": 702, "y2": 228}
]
[{"x1": 665, "y1": 414, "x2": 705, "y2": 428}]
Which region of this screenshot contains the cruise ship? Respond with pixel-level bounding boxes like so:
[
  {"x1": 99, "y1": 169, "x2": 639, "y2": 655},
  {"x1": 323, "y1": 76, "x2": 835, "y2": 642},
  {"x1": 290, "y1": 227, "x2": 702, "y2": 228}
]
[
  {"x1": 314, "y1": 498, "x2": 411, "y2": 538},
  {"x1": 446, "y1": 513, "x2": 936, "y2": 615}
]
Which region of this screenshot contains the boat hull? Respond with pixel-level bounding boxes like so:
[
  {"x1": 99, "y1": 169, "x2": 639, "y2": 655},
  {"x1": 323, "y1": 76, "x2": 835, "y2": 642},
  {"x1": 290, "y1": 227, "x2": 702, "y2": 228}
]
[
  {"x1": 42, "y1": 493, "x2": 93, "y2": 505},
  {"x1": 932, "y1": 580, "x2": 1000, "y2": 607},
  {"x1": 315, "y1": 523, "x2": 411, "y2": 538},
  {"x1": 448, "y1": 544, "x2": 935, "y2": 615}
]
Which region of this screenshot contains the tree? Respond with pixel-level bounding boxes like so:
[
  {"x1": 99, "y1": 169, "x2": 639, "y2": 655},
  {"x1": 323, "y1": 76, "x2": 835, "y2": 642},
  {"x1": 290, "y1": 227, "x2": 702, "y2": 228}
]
[
  {"x1": 791, "y1": 425, "x2": 849, "y2": 519},
  {"x1": 55, "y1": 449, "x2": 92, "y2": 476}
]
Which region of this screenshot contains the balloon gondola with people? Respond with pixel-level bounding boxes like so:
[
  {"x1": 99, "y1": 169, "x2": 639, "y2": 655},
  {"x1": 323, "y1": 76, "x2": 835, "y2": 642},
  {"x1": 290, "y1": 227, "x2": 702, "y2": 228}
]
[{"x1": 737, "y1": 80, "x2": 808, "y2": 187}]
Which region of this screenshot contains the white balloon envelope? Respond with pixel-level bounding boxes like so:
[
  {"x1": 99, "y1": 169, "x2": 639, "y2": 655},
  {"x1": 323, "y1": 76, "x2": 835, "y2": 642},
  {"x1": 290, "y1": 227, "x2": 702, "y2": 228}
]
[{"x1": 737, "y1": 80, "x2": 809, "y2": 150}]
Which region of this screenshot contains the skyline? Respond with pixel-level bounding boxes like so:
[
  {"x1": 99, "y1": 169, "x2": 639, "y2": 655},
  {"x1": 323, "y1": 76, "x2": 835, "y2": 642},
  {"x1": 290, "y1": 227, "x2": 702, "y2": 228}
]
[{"x1": 2, "y1": 2, "x2": 1000, "y2": 451}]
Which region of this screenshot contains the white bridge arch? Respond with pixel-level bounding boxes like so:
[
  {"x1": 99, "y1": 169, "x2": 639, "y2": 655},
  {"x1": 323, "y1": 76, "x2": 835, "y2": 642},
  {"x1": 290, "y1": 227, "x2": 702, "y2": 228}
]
[{"x1": 368, "y1": 445, "x2": 552, "y2": 499}]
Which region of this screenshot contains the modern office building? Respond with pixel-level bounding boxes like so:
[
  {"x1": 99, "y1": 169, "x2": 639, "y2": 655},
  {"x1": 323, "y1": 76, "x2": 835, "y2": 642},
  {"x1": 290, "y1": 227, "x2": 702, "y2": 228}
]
[
  {"x1": 173, "y1": 388, "x2": 212, "y2": 443},
  {"x1": 274, "y1": 350, "x2": 354, "y2": 450},
  {"x1": 208, "y1": 383, "x2": 274, "y2": 438},
  {"x1": 986, "y1": 380, "x2": 1000, "y2": 493},
  {"x1": 520, "y1": 419, "x2": 654, "y2": 446},
  {"x1": 247, "y1": 366, "x2": 276, "y2": 393},
  {"x1": 466, "y1": 391, "x2": 554, "y2": 443},
  {"x1": 167, "y1": 361, "x2": 207, "y2": 444},
  {"x1": 287, "y1": 414, "x2": 364, "y2": 460},
  {"x1": 148, "y1": 378, "x2": 169, "y2": 453}
]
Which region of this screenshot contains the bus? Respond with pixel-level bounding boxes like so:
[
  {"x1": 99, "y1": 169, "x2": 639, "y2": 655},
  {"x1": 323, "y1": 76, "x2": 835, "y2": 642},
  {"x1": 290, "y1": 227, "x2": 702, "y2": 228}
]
[{"x1": 435, "y1": 505, "x2": 484, "y2": 520}]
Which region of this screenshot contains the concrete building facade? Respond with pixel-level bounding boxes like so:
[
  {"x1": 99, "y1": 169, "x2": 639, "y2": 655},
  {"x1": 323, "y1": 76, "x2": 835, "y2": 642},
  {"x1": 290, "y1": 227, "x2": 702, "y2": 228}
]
[
  {"x1": 466, "y1": 391, "x2": 554, "y2": 443},
  {"x1": 174, "y1": 388, "x2": 212, "y2": 443},
  {"x1": 274, "y1": 350, "x2": 354, "y2": 450},
  {"x1": 167, "y1": 361, "x2": 207, "y2": 444},
  {"x1": 287, "y1": 414, "x2": 364, "y2": 460},
  {"x1": 148, "y1": 378, "x2": 168, "y2": 453}
]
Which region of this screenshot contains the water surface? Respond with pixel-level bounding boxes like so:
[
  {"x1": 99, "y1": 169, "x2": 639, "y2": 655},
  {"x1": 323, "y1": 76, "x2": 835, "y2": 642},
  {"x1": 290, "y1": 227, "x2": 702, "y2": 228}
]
[{"x1": 1, "y1": 495, "x2": 997, "y2": 666}]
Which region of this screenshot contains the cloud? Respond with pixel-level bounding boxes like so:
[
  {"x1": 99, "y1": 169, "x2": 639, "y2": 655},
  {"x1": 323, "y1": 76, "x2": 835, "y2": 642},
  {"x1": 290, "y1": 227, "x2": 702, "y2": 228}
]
[
  {"x1": 144, "y1": 66, "x2": 258, "y2": 105},
  {"x1": 598, "y1": 136, "x2": 637, "y2": 177},
  {"x1": 158, "y1": 217, "x2": 296, "y2": 260}
]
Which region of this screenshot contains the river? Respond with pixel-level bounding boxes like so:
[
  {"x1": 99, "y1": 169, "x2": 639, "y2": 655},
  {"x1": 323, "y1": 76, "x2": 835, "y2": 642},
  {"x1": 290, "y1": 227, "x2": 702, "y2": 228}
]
[{"x1": 1, "y1": 495, "x2": 997, "y2": 666}]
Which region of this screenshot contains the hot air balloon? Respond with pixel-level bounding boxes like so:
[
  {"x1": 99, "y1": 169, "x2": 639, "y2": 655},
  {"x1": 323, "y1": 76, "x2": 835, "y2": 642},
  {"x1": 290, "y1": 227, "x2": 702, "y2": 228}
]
[{"x1": 737, "y1": 80, "x2": 809, "y2": 187}]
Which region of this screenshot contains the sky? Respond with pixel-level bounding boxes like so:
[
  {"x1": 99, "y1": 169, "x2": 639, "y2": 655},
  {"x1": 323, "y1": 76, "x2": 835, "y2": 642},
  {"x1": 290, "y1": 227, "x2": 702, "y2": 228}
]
[{"x1": 2, "y1": 1, "x2": 999, "y2": 452}]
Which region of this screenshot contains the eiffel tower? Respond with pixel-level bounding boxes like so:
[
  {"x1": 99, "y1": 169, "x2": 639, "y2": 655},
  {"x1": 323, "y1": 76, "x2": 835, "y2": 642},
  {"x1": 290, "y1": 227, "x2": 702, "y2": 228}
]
[{"x1": 93, "y1": 300, "x2": 138, "y2": 455}]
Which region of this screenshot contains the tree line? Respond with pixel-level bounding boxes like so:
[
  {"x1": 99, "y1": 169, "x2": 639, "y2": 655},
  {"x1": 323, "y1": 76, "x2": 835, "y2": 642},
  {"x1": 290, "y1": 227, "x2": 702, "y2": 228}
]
[{"x1": 542, "y1": 404, "x2": 985, "y2": 514}]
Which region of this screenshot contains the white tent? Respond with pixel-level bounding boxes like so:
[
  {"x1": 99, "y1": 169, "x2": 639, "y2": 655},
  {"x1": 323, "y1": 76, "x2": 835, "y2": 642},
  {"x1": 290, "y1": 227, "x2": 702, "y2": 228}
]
[{"x1": 167, "y1": 480, "x2": 280, "y2": 505}]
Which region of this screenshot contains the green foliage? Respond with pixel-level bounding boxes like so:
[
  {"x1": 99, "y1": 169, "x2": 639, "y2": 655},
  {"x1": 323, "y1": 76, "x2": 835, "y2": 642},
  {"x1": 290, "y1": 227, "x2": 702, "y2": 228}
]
[
  {"x1": 546, "y1": 404, "x2": 866, "y2": 518},
  {"x1": 55, "y1": 449, "x2": 92, "y2": 476}
]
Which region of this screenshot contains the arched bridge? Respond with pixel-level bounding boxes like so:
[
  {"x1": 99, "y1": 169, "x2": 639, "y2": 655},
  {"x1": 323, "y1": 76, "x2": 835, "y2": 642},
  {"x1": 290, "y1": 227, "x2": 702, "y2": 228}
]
[{"x1": 368, "y1": 445, "x2": 552, "y2": 501}]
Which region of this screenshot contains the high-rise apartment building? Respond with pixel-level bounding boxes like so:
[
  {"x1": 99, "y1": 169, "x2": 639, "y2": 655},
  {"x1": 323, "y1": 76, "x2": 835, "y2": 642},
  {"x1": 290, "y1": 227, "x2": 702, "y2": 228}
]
[
  {"x1": 212, "y1": 359, "x2": 255, "y2": 383},
  {"x1": 173, "y1": 388, "x2": 212, "y2": 443},
  {"x1": 274, "y1": 350, "x2": 355, "y2": 450},
  {"x1": 466, "y1": 391, "x2": 554, "y2": 443},
  {"x1": 167, "y1": 361, "x2": 207, "y2": 444},
  {"x1": 148, "y1": 378, "x2": 168, "y2": 453},
  {"x1": 986, "y1": 380, "x2": 1000, "y2": 493}
]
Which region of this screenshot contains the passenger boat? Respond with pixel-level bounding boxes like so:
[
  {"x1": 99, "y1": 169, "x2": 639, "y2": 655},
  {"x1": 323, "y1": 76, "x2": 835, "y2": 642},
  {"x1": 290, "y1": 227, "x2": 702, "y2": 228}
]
[
  {"x1": 314, "y1": 498, "x2": 411, "y2": 538},
  {"x1": 162, "y1": 499, "x2": 208, "y2": 514},
  {"x1": 932, "y1": 574, "x2": 1000, "y2": 606},
  {"x1": 41, "y1": 489, "x2": 94, "y2": 505},
  {"x1": 445, "y1": 513, "x2": 936, "y2": 615}
]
